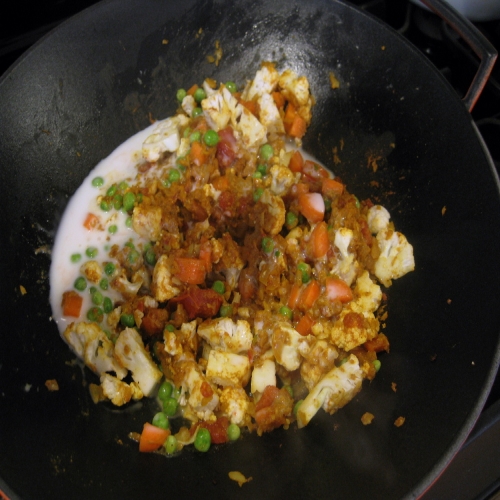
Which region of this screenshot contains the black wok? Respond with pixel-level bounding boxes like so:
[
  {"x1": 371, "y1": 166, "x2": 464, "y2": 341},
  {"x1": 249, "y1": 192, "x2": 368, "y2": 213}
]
[{"x1": 1, "y1": 0, "x2": 500, "y2": 498}]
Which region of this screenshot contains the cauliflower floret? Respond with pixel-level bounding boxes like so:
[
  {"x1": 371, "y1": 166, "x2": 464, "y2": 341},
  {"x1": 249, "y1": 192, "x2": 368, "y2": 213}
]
[
  {"x1": 206, "y1": 350, "x2": 251, "y2": 387},
  {"x1": 114, "y1": 327, "x2": 162, "y2": 397},
  {"x1": 63, "y1": 322, "x2": 127, "y2": 379},
  {"x1": 219, "y1": 386, "x2": 250, "y2": 425},
  {"x1": 151, "y1": 254, "x2": 181, "y2": 302},
  {"x1": 258, "y1": 189, "x2": 286, "y2": 235},
  {"x1": 100, "y1": 373, "x2": 143, "y2": 406},
  {"x1": 164, "y1": 330, "x2": 183, "y2": 356},
  {"x1": 142, "y1": 115, "x2": 189, "y2": 162},
  {"x1": 331, "y1": 228, "x2": 359, "y2": 286},
  {"x1": 296, "y1": 354, "x2": 363, "y2": 428},
  {"x1": 112, "y1": 275, "x2": 142, "y2": 300},
  {"x1": 182, "y1": 94, "x2": 196, "y2": 117},
  {"x1": 79, "y1": 260, "x2": 102, "y2": 284},
  {"x1": 234, "y1": 104, "x2": 267, "y2": 152},
  {"x1": 257, "y1": 93, "x2": 285, "y2": 135},
  {"x1": 241, "y1": 62, "x2": 280, "y2": 101},
  {"x1": 269, "y1": 163, "x2": 295, "y2": 197},
  {"x1": 354, "y1": 270, "x2": 382, "y2": 313},
  {"x1": 278, "y1": 69, "x2": 313, "y2": 125},
  {"x1": 271, "y1": 322, "x2": 304, "y2": 371},
  {"x1": 132, "y1": 205, "x2": 162, "y2": 242},
  {"x1": 374, "y1": 229, "x2": 415, "y2": 287},
  {"x1": 197, "y1": 317, "x2": 252, "y2": 353},
  {"x1": 300, "y1": 339, "x2": 339, "y2": 391},
  {"x1": 176, "y1": 137, "x2": 191, "y2": 158},
  {"x1": 367, "y1": 205, "x2": 391, "y2": 234},
  {"x1": 202, "y1": 87, "x2": 234, "y2": 131},
  {"x1": 251, "y1": 358, "x2": 276, "y2": 394}
]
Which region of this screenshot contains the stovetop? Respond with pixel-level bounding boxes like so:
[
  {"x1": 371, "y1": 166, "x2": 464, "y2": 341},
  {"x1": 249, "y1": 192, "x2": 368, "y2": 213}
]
[{"x1": 1, "y1": 1, "x2": 500, "y2": 498}]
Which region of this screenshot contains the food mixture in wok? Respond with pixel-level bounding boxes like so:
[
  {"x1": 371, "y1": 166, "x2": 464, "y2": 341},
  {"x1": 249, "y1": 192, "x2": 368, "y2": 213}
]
[{"x1": 50, "y1": 63, "x2": 415, "y2": 454}]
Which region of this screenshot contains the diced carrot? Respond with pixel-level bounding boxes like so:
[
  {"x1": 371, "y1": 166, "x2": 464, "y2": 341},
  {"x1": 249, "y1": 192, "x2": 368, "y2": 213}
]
[
  {"x1": 299, "y1": 280, "x2": 321, "y2": 310},
  {"x1": 211, "y1": 175, "x2": 230, "y2": 191},
  {"x1": 325, "y1": 277, "x2": 353, "y2": 303},
  {"x1": 83, "y1": 212, "x2": 99, "y2": 230},
  {"x1": 322, "y1": 177, "x2": 344, "y2": 197},
  {"x1": 298, "y1": 192, "x2": 325, "y2": 223},
  {"x1": 302, "y1": 160, "x2": 329, "y2": 180},
  {"x1": 288, "y1": 283, "x2": 303, "y2": 310},
  {"x1": 190, "y1": 140, "x2": 207, "y2": 167},
  {"x1": 61, "y1": 290, "x2": 83, "y2": 317},
  {"x1": 365, "y1": 333, "x2": 390, "y2": 353},
  {"x1": 239, "y1": 98, "x2": 258, "y2": 116},
  {"x1": 187, "y1": 84, "x2": 199, "y2": 96},
  {"x1": 193, "y1": 117, "x2": 209, "y2": 133},
  {"x1": 272, "y1": 91, "x2": 286, "y2": 109},
  {"x1": 288, "y1": 114, "x2": 307, "y2": 139},
  {"x1": 311, "y1": 221, "x2": 329, "y2": 258},
  {"x1": 139, "y1": 422, "x2": 170, "y2": 452},
  {"x1": 255, "y1": 385, "x2": 281, "y2": 411},
  {"x1": 288, "y1": 150, "x2": 304, "y2": 173},
  {"x1": 284, "y1": 102, "x2": 297, "y2": 127},
  {"x1": 199, "y1": 241, "x2": 212, "y2": 272},
  {"x1": 295, "y1": 314, "x2": 315, "y2": 336},
  {"x1": 174, "y1": 257, "x2": 207, "y2": 285}
]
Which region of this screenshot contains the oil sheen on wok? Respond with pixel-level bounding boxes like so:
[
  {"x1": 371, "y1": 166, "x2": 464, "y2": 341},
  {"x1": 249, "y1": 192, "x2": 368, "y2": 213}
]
[{"x1": 49, "y1": 63, "x2": 415, "y2": 455}]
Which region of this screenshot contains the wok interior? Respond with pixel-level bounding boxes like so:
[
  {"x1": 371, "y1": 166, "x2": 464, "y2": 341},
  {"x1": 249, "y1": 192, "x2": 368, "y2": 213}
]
[{"x1": 1, "y1": 0, "x2": 500, "y2": 498}]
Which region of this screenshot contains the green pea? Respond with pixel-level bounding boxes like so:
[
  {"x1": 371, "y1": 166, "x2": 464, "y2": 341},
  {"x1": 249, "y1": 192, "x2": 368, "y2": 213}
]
[
  {"x1": 171, "y1": 386, "x2": 181, "y2": 400},
  {"x1": 91, "y1": 176, "x2": 104, "y2": 188},
  {"x1": 225, "y1": 81, "x2": 237, "y2": 93},
  {"x1": 354, "y1": 196, "x2": 361, "y2": 209},
  {"x1": 106, "y1": 184, "x2": 117, "y2": 197},
  {"x1": 283, "y1": 385, "x2": 294, "y2": 398},
  {"x1": 259, "y1": 143, "x2": 274, "y2": 161},
  {"x1": 118, "y1": 181, "x2": 129, "y2": 191},
  {"x1": 123, "y1": 192, "x2": 136, "y2": 212},
  {"x1": 100, "y1": 200, "x2": 110, "y2": 211},
  {"x1": 194, "y1": 427, "x2": 211, "y2": 452},
  {"x1": 219, "y1": 304, "x2": 233, "y2": 318},
  {"x1": 74, "y1": 276, "x2": 87, "y2": 291},
  {"x1": 257, "y1": 164, "x2": 267, "y2": 176},
  {"x1": 168, "y1": 169, "x2": 181, "y2": 183},
  {"x1": 144, "y1": 248, "x2": 156, "y2": 266},
  {"x1": 227, "y1": 423, "x2": 241, "y2": 441},
  {"x1": 158, "y1": 380, "x2": 173, "y2": 401},
  {"x1": 293, "y1": 399, "x2": 303, "y2": 416},
  {"x1": 162, "y1": 396, "x2": 178, "y2": 416},
  {"x1": 103, "y1": 296, "x2": 113, "y2": 314},
  {"x1": 152, "y1": 412, "x2": 170, "y2": 430},
  {"x1": 113, "y1": 194, "x2": 123, "y2": 210},
  {"x1": 203, "y1": 129, "x2": 220, "y2": 147},
  {"x1": 125, "y1": 217, "x2": 133, "y2": 228},
  {"x1": 192, "y1": 107, "x2": 203, "y2": 118},
  {"x1": 193, "y1": 87, "x2": 206, "y2": 103},
  {"x1": 279, "y1": 306, "x2": 293, "y2": 320},
  {"x1": 86, "y1": 247, "x2": 98, "y2": 258},
  {"x1": 373, "y1": 359, "x2": 381, "y2": 372},
  {"x1": 165, "y1": 324, "x2": 175, "y2": 333},
  {"x1": 252, "y1": 171, "x2": 262, "y2": 179},
  {"x1": 211, "y1": 280, "x2": 225, "y2": 295},
  {"x1": 87, "y1": 306, "x2": 104, "y2": 323},
  {"x1": 70, "y1": 253, "x2": 82, "y2": 263},
  {"x1": 91, "y1": 290, "x2": 104, "y2": 306},
  {"x1": 127, "y1": 249, "x2": 140, "y2": 265},
  {"x1": 189, "y1": 131, "x2": 201, "y2": 143},
  {"x1": 262, "y1": 237, "x2": 274, "y2": 254},
  {"x1": 104, "y1": 262, "x2": 116, "y2": 276},
  {"x1": 125, "y1": 241, "x2": 135, "y2": 250},
  {"x1": 120, "y1": 314, "x2": 135, "y2": 328},
  {"x1": 297, "y1": 262, "x2": 311, "y2": 283},
  {"x1": 183, "y1": 127, "x2": 192, "y2": 138},
  {"x1": 176, "y1": 88, "x2": 187, "y2": 102},
  {"x1": 108, "y1": 224, "x2": 118, "y2": 234},
  {"x1": 165, "y1": 434, "x2": 177, "y2": 455},
  {"x1": 89, "y1": 286, "x2": 97, "y2": 295},
  {"x1": 285, "y1": 211, "x2": 298, "y2": 230},
  {"x1": 253, "y1": 187, "x2": 264, "y2": 202},
  {"x1": 338, "y1": 357, "x2": 348, "y2": 366}
]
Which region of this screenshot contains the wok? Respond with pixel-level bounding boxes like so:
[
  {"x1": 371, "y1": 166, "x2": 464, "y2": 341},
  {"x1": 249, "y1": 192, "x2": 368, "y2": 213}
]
[{"x1": 1, "y1": 0, "x2": 499, "y2": 498}]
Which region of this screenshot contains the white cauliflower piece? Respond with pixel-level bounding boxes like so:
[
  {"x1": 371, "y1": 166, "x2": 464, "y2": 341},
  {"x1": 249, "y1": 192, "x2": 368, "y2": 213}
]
[
  {"x1": 332, "y1": 227, "x2": 359, "y2": 286},
  {"x1": 251, "y1": 359, "x2": 276, "y2": 394},
  {"x1": 233, "y1": 104, "x2": 267, "y2": 152},
  {"x1": 219, "y1": 386, "x2": 250, "y2": 425},
  {"x1": 142, "y1": 115, "x2": 189, "y2": 162},
  {"x1": 112, "y1": 275, "x2": 142, "y2": 300},
  {"x1": 300, "y1": 339, "x2": 339, "y2": 391},
  {"x1": 367, "y1": 205, "x2": 391, "y2": 234},
  {"x1": 100, "y1": 373, "x2": 143, "y2": 406},
  {"x1": 296, "y1": 355, "x2": 363, "y2": 428},
  {"x1": 181, "y1": 95, "x2": 196, "y2": 117},
  {"x1": 114, "y1": 327, "x2": 162, "y2": 397},
  {"x1": 164, "y1": 330, "x2": 183, "y2": 356},
  {"x1": 151, "y1": 254, "x2": 181, "y2": 302},
  {"x1": 354, "y1": 270, "x2": 382, "y2": 313},
  {"x1": 257, "y1": 93, "x2": 285, "y2": 135},
  {"x1": 241, "y1": 62, "x2": 280, "y2": 101},
  {"x1": 197, "y1": 317, "x2": 252, "y2": 353},
  {"x1": 132, "y1": 205, "x2": 162, "y2": 242},
  {"x1": 271, "y1": 322, "x2": 304, "y2": 371},
  {"x1": 202, "y1": 87, "x2": 235, "y2": 131},
  {"x1": 202, "y1": 79, "x2": 217, "y2": 97},
  {"x1": 278, "y1": 69, "x2": 313, "y2": 124},
  {"x1": 259, "y1": 189, "x2": 286, "y2": 235},
  {"x1": 79, "y1": 260, "x2": 102, "y2": 284},
  {"x1": 374, "y1": 229, "x2": 415, "y2": 287},
  {"x1": 206, "y1": 350, "x2": 251, "y2": 387},
  {"x1": 176, "y1": 137, "x2": 191, "y2": 158},
  {"x1": 269, "y1": 163, "x2": 295, "y2": 197},
  {"x1": 63, "y1": 322, "x2": 127, "y2": 379}
]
